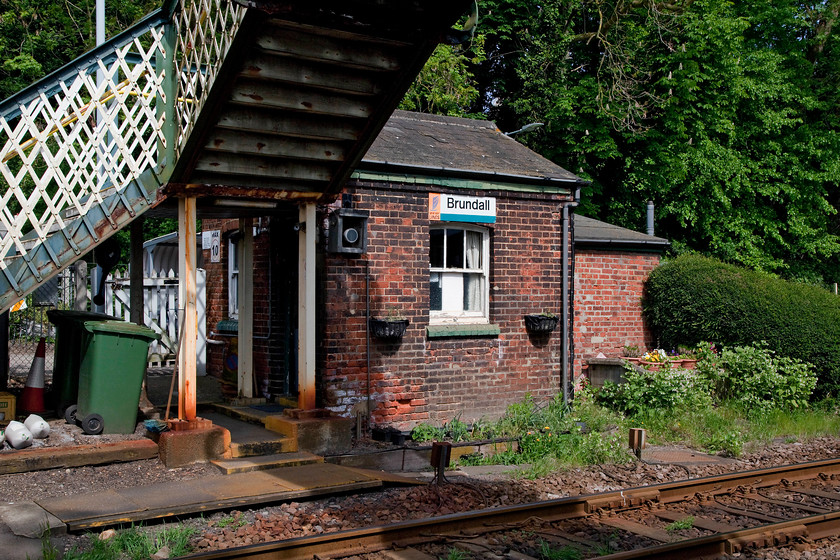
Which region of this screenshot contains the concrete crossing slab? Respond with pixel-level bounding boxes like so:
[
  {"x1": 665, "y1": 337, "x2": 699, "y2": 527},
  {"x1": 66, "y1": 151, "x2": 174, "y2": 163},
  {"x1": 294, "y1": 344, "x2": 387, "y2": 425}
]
[{"x1": 35, "y1": 462, "x2": 412, "y2": 531}]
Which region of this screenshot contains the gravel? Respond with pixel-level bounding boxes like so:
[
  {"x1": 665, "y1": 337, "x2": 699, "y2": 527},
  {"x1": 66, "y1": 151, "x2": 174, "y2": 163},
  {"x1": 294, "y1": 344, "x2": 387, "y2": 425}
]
[{"x1": 4, "y1": 423, "x2": 840, "y2": 558}]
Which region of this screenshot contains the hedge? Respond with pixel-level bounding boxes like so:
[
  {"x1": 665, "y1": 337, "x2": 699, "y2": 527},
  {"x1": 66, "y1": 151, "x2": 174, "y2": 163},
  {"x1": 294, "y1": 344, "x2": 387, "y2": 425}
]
[{"x1": 643, "y1": 254, "x2": 840, "y2": 397}]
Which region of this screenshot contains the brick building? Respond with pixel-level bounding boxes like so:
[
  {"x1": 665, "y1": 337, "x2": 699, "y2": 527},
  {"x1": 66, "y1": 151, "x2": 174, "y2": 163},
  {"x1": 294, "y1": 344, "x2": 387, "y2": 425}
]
[
  {"x1": 202, "y1": 111, "x2": 664, "y2": 430},
  {"x1": 573, "y1": 215, "x2": 669, "y2": 381}
]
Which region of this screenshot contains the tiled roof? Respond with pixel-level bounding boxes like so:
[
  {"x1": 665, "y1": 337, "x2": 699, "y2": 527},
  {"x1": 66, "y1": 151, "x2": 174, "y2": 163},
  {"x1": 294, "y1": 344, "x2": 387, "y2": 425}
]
[
  {"x1": 362, "y1": 111, "x2": 582, "y2": 184},
  {"x1": 574, "y1": 215, "x2": 669, "y2": 252}
]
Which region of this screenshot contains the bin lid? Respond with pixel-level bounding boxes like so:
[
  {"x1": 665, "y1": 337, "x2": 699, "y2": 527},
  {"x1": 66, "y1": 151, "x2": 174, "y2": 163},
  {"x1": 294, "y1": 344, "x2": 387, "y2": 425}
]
[
  {"x1": 82, "y1": 320, "x2": 161, "y2": 341},
  {"x1": 47, "y1": 310, "x2": 117, "y2": 325}
]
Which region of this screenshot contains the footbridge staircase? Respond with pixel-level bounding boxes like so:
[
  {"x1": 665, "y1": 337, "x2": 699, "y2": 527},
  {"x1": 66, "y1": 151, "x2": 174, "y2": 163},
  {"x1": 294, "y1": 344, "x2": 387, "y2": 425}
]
[{"x1": 0, "y1": 0, "x2": 471, "y2": 312}]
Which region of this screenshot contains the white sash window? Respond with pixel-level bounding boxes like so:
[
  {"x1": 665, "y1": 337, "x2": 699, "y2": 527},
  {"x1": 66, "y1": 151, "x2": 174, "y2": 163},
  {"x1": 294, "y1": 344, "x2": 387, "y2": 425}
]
[{"x1": 429, "y1": 225, "x2": 489, "y2": 323}]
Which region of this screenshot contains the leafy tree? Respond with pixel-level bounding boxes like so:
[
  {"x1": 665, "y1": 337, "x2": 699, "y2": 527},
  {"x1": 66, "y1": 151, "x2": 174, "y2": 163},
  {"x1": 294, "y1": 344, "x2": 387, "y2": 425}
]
[
  {"x1": 403, "y1": 0, "x2": 840, "y2": 283},
  {"x1": 0, "y1": 0, "x2": 158, "y2": 99}
]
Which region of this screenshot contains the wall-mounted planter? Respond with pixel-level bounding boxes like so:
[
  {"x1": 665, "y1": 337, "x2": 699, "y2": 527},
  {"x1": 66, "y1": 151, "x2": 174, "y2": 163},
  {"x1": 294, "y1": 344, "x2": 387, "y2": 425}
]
[
  {"x1": 524, "y1": 314, "x2": 558, "y2": 333},
  {"x1": 369, "y1": 318, "x2": 409, "y2": 340}
]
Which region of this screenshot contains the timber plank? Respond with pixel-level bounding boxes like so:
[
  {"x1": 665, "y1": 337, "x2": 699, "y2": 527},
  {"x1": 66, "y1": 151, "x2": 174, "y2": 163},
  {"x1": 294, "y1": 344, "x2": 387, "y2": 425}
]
[
  {"x1": 654, "y1": 509, "x2": 741, "y2": 533},
  {"x1": 257, "y1": 29, "x2": 402, "y2": 71},
  {"x1": 598, "y1": 517, "x2": 674, "y2": 543},
  {"x1": 230, "y1": 80, "x2": 374, "y2": 118},
  {"x1": 0, "y1": 439, "x2": 158, "y2": 475},
  {"x1": 204, "y1": 130, "x2": 348, "y2": 162},
  {"x1": 195, "y1": 153, "x2": 335, "y2": 182},
  {"x1": 240, "y1": 53, "x2": 381, "y2": 95},
  {"x1": 266, "y1": 18, "x2": 413, "y2": 48},
  {"x1": 216, "y1": 108, "x2": 360, "y2": 141}
]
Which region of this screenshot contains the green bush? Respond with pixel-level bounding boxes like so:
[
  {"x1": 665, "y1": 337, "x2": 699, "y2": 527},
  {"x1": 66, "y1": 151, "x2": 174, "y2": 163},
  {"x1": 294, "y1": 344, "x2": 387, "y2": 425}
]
[
  {"x1": 596, "y1": 365, "x2": 713, "y2": 416},
  {"x1": 643, "y1": 254, "x2": 840, "y2": 396},
  {"x1": 703, "y1": 343, "x2": 816, "y2": 411}
]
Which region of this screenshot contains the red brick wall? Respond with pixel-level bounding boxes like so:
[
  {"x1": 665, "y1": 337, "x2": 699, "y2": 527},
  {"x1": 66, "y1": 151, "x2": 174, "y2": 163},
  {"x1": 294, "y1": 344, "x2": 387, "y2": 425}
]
[
  {"x1": 321, "y1": 181, "x2": 574, "y2": 430},
  {"x1": 573, "y1": 249, "x2": 660, "y2": 381},
  {"x1": 202, "y1": 218, "x2": 280, "y2": 398}
]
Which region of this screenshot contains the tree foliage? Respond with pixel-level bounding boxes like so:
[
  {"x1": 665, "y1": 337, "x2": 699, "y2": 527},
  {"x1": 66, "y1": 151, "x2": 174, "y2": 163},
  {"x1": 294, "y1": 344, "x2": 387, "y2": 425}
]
[
  {"x1": 0, "y1": 0, "x2": 158, "y2": 99},
  {"x1": 405, "y1": 0, "x2": 840, "y2": 283}
]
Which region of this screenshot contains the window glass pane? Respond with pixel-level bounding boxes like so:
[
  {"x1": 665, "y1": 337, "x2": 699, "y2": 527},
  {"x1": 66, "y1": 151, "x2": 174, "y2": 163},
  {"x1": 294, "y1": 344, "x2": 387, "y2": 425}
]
[
  {"x1": 465, "y1": 231, "x2": 482, "y2": 269},
  {"x1": 445, "y1": 229, "x2": 464, "y2": 268},
  {"x1": 430, "y1": 272, "x2": 442, "y2": 310},
  {"x1": 464, "y1": 273, "x2": 483, "y2": 312},
  {"x1": 430, "y1": 229, "x2": 444, "y2": 268}
]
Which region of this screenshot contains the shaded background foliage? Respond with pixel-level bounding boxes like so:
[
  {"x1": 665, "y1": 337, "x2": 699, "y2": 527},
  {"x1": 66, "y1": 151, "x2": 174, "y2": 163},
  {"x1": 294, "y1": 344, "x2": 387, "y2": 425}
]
[
  {"x1": 402, "y1": 0, "x2": 840, "y2": 284},
  {"x1": 643, "y1": 254, "x2": 840, "y2": 397},
  {"x1": 3, "y1": 1, "x2": 840, "y2": 283}
]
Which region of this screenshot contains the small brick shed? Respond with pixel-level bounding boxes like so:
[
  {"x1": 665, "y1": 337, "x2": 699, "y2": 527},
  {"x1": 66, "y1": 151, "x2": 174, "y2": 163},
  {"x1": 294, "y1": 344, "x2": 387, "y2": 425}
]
[
  {"x1": 573, "y1": 215, "x2": 669, "y2": 382},
  {"x1": 201, "y1": 111, "x2": 667, "y2": 430}
]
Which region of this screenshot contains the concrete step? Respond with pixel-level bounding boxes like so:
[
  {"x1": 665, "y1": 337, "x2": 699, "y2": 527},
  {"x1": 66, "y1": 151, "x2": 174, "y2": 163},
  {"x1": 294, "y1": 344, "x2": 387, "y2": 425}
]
[
  {"x1": 211, "y1": 450, "x2": 324, "y2": 474},
  {"x1": 200, "y1": 410, "x2": 299, "y2": 457},
  {"x1": 230, "y1": 436, "x2": 297, "y2": 458}
]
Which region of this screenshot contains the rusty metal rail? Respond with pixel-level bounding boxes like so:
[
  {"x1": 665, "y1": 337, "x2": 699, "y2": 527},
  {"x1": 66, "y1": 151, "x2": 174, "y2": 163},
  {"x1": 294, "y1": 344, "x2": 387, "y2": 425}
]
[{"x1": 182, "y1": 457, "x2": 840, "y2": 559}]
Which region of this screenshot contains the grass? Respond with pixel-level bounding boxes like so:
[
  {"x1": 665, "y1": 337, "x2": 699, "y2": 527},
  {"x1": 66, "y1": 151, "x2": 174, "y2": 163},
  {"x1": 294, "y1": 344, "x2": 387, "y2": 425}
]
[
  {"x1": 445, "y1": 378, "x2": 840, "y2": 475},
  {"x1": 60, "y1": 524, "x2": 198, "y2": 560},
  {"x1": 665, "y1": 516, "x2": 695, "y2": 533}
]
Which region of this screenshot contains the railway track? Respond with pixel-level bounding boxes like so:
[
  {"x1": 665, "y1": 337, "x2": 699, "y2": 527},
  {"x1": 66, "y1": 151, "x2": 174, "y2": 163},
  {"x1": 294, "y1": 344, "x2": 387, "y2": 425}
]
[{"x1": 184, "y1": 457, "x2": 840, "y2": 559}]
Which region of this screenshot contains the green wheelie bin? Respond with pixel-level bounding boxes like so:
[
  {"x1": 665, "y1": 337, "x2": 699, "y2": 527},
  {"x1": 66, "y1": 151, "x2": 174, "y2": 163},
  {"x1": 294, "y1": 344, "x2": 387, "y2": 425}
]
[
  {"x1": 66, "y1": 320, "x2": 159, "y2": 435},
  {"x1": 46, "y1": 310, "x2": 115, "y2": 418}
]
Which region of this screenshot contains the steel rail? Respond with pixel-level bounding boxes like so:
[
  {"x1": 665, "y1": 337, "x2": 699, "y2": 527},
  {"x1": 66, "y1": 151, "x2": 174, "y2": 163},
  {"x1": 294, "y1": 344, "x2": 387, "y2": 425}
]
[{"x1": 182, "y1": 457, "x2": 840, "y2": 560}]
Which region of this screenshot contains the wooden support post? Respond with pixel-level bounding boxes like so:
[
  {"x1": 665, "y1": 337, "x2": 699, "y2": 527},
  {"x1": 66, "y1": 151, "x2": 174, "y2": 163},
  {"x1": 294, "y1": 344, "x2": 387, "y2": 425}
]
[
  {"x1": 238, "y1": 218, "x2": 254, "y2": 398},
  {"x1": 178, "y1": 197, "x2": 197, "y2": 421},
  {"x1": 298, "y1": 204, "x2": 316, "y2": 410},
  {"x1": 130, "y1": 217, "x2": 154, "y2": 412},
  {"x1": 129, "y1": 218, "x2": 144, "y2": 326}
]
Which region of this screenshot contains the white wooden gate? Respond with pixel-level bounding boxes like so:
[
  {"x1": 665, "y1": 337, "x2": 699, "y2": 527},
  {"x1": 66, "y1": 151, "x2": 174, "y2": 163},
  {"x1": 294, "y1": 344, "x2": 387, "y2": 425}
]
[{"x1": 101, "y1": 269, "x2": 207, "y2": 374}]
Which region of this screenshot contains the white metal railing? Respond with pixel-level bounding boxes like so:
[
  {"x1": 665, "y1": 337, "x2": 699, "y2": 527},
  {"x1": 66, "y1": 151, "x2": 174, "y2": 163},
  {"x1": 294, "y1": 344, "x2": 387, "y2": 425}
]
[
  {"x1": 174, "y1": 0, "x2": 246, "y2": 155},
  {"x1": 0, "y1": 0, "x2": 244, "y2": 302}
]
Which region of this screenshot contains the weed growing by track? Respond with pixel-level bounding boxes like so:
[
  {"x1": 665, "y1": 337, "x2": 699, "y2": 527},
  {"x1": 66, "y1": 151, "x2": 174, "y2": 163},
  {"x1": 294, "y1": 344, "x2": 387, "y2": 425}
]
[{"x1": 418, "y1": 343, "x2": 840, "y2": 472}]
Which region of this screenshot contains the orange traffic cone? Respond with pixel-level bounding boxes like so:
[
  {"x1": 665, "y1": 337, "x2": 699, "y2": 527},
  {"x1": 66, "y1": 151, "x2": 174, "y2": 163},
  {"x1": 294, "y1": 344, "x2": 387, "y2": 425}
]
[{"x1": 19, "y1": 337, "x2": 46, "y2": 415}]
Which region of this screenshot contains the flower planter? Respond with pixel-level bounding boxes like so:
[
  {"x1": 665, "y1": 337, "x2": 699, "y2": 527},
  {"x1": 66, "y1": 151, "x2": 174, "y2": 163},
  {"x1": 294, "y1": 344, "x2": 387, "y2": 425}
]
[
  {"x1": 524, "y1": 314, "x2": 558, "y2": 333},
  {"x1": 640, "y1": 360, "x2": 663, "y2": 371},
  {"x1": 680, "y1": 359, "x2": 698, "y2": 370},
  {"x1": 620, "y1": 357, "x2": 641, "y2": 364},
  {"x1": 369, "y1": 318, "x2": 409, "y2": 340}
]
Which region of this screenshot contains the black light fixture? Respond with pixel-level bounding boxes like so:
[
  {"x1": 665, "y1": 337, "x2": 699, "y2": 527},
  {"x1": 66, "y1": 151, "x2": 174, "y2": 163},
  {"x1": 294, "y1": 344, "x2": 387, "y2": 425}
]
[{"x1": 328, "y1": 209, "x2": 369, "y2": 254}]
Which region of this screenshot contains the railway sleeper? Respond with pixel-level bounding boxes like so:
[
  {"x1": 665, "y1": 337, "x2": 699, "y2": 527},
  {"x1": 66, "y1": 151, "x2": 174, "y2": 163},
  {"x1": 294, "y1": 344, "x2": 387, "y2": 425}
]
[
  {"x1": 585, "y1": 489, "x2": 660, "y2": 512},
  {"x1": 726, "y1": 524, "x2": 808, "y2": 554}
]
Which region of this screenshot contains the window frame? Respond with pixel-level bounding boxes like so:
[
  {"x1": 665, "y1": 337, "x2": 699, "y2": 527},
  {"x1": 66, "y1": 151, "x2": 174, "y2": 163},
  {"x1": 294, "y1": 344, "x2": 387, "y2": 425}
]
[{"x1": 429, "y1": 223, "x2": 490, "y2": 325}]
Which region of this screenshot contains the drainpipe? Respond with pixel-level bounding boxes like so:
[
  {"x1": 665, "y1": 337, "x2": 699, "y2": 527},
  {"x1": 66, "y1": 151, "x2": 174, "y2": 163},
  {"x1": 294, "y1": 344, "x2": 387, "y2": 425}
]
[
  {"x1": 561, "y1": 187, "x2": 581, "y2": 406},
  {"x1": 365, "y1": 259, "x2": 372, "y2": 430}
]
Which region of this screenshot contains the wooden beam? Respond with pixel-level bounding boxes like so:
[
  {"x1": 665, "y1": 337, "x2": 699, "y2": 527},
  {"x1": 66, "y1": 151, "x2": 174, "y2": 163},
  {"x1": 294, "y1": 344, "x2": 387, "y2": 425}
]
[
  {"x1": 238, "y1": 218, "x2": 254, "y2": 398},
  {"x1": 159, "y1": 182, "x2": 322, "y2": 199},
  {"x1": 216, "y1": 108, "x2": 361, "y2": 141},
  {"x1": 265, "y1": 18, "x2": 412, "y2": 48},
  {"x1": 178, "y1": 197, "x2": 198, "y2": 421},
  {"x1": 186, "y1": 175, "x2": 329, "y2": 197},
  {"x1": 239, "y1": 53, "x2": 381, "y2": 96},
  {"x1": 194, "y1": 153, "x2": 335, "y2": 182},
  {"x1": 298, "y1": 203, "x2": 316, "y2": 410},
  {"x1": 229, "y1": 81, "x2": 373, "y2": 119},
  {"x1": 256, "y1": 28, "x2": 402, "y2": 71},
  {"x1": 203, "y1": 129, "x2": 348, "y2": 162}
]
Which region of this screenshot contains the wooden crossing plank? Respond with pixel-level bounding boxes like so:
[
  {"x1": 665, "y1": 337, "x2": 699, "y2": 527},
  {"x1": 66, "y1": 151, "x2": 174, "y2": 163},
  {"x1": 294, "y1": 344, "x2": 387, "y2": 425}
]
[
  {"x1": 654, "y1": 509, "x2": 741, "y2": 533},
  {"x1": 598, "y1": 517, "x2": 673, "y2": 543}
]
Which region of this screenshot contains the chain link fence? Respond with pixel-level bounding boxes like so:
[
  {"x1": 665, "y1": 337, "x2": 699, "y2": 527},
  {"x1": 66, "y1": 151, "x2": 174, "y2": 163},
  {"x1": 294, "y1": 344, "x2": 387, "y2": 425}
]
[{"x1": 7, "y1": 268, "x2": 77, "y2": 386}]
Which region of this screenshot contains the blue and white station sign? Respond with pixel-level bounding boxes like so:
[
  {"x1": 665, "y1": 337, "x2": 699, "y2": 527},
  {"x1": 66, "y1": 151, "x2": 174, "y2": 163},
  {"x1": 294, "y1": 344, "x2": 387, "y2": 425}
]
[{"x1": 429, "y1": 193, "x2": 496, "y2": 223}]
